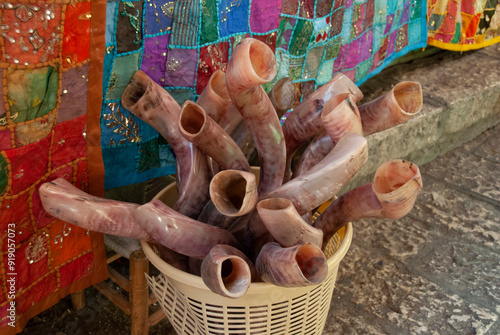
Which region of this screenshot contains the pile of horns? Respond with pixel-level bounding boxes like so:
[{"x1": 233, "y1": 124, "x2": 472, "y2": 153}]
[{"x1": 40, "y1": 38, "x2": 423, "y2": 299}]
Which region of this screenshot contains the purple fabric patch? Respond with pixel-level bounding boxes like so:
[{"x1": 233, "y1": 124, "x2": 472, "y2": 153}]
[
  {"x1": 164, "y1": 47, "x2": 198, "y2": 88},
  {"x1": 333, "y1": 43, "x2": 348, "y2": 71},
  {"x1": 359, "y1": 30, "x2": 374, "y2": 62},
  {"x1": 384, "y1": 14, "x2": 395, "y2": 35},
  {"x1": 57, "y1": 63, "x2": 89, "y2": 124},
  {"x1": 141, "y1": 34, "x2": 170, "y2": 85},
  {"x1": 250, "y1": 0, "x2": 282, "y2": 33},
  {"x1": 344, "y1": 38, "x2": 360, "y2": 69},
  {"x1": 399, "y1": 1, "x2": 411, "y2": 25},
  {"x1": 387, "y1": 29, "x2": 398, "y2": 56}
]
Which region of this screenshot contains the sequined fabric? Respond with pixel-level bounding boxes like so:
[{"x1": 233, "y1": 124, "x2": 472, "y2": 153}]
[
  {"x1": 100, "y1": 0, "x2": 428, "y2": 190},
  {"x1": 0, "y1": 1, "x2": 107, "y2": 333},
  {"x1": 427, "y1": 0, "x2": 500, "y2": 50}
]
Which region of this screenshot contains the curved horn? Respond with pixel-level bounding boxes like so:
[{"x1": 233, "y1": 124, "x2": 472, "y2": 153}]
[
  {"x1": 261, "y1": 132, "x2": 368, "y2": 215},
  {"x1": 281, "y1": 73, "x2": 363, "y2": 181},
  {"x1": 134, "y1": 200, "x2": 240, "y2": 259},
  {"x1": 196, "y1": 69, "x2": 232, "y2": 123},
  {"x1": 321, "y1": 93, "x2": 362, "y2": 143},
  {"x1": 201, "y1": 244, "x2": 259, "y2": 298},
  {"x1": 314, "y1": 159, "x2": 423, "y2": 247},
  {"x1": 39, "y1": 178, "x2": 151, "y2": 240},
  {"x1": 210, "y1": 170, "x2": 258, "y2": 217},
  {"x1": 226, "y1": 38, "x2": 285, "y2": 194},
  {"x1": 359, "y1": 81, "x2": 422, "y2": 136},
  {"x1": 179, "y1": 101, "x2": 251, "y2": 172},
  {"x1": 121, "y1": 70, "x2": 209, "y2": 218},
  {"x1": 256, "y1": 242, "x2": 328, "y2": 287},
  {"x1": 257, "y1": 198, "x2": 323, "y2": 248}
]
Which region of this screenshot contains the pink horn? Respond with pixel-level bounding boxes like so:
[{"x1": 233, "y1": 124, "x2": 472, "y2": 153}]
[
  {"x1": 195, "y1": 69, "x2": 232, "y2": 123},
  {"x1": 314, "y1": 159, "x2": 423, "y2": 248},
  {"x1": 281, "y1": 73, "x2": 363, "y2": 181},
  {"x1": 39, "y1": 178, "x2": 151, "y2": 240},
  {"x1": 359, "y1": 81, "x2": 423, "y2": 136},
  {"x1": 256, "y1": 242, "x2": 328, "y2": 287},
  {"x1": 261, "y1": 132, "x2": 368, "y2": 215},
  {"x1": 225, "y1": 37, "x2": 286, "y2": 194},
  {"x1": 232, "y1": 76, "x2": 297, "y2": 160},
  {"x1": 201, "y1": 244, "x2": 259, "y2": 298},
  {"x1": 257, "y1": 198, "x2": 323, "y2": 248},
  {"x1": 134, "y1": 200, "x2": 241, "y2": 260},
  {"x1": 292, "y1": 93, "x2": 363, "y2": 178},
  {"x1": 179, "y1": 100, "x2": 251, "y2": 172},
  {"x1": 121, "y1": 70, "x2": 210, "y2": 218}
]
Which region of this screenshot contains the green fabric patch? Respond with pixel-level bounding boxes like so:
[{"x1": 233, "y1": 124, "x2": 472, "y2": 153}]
[
  {"x1": 324, "y1": 37, "x2": 342, "y2": 60},
  {"x1": 317, "y1": 59, "x2": 334, "y2": 85},
  {"x1": 355, "y1": 58, "x2": 373, "y2": 83},
  {"x1": 200, "y1": 0, "x2": 218, "y2": 44},
  {"x1": 450, "y1": 23, "x2": 461, "y2": 44},
  {"x1": 288, "y1": 56, "x2": 305, "y2": 80},
  {"x1": 167, "y1": 88, "x2": 195, "y2": 105},
  {"x1": 7, "y1": 65, "x2": 59, "y2": 123},
  {"x1": 410, "y1": 0, "x2": 422, "y2": 19},
  {"x1": 289, "y1": 19, "x2": 314, "y2": 56},
  {"x1": 106, "y1": 52, "x2": 141, "y2": 100},
  {"x1": 137, "y1": 136, "x2": 162, "y2": 173}
]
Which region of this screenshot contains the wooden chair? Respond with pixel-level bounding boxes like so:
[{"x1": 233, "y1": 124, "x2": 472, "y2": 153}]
[
  {"x1": 70, "y1": 242, "x2": 165, "y2": 335},
  {"x1": 94, "y1": 237, "x2": 166, "y2": 335}
]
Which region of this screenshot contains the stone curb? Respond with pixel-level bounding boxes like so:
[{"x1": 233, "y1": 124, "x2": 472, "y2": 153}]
[{"x1": 344, "y1": 43, "x2": 500, "y2": 191}]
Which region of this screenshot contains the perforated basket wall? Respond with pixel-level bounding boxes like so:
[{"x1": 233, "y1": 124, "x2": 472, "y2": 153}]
[{"x1": 142, "y1": 222, "x2": 352, "y2": 335}]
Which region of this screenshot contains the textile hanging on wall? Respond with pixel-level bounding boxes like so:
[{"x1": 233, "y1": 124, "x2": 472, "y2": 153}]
[
  {"x1": 0, "y1": 1, "x2": 107, "y2": 334},
  {"x1": 427, "y1": 0, "x2": 500, "y2": 50},
  {"x1": 101, "y1": 0, "x2": 428, "y2": 190}
]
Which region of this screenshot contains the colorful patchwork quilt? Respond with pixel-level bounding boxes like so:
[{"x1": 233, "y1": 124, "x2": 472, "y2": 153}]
[
  {"x1": 0, "y1": 1, "x2": 107, "y2": 333},
  {"x1": 427, "y1": 0, "x2": 500, "y2": 51},
  {"x1": 100, "y1": 0, "x2": 428, "y2": 190}
]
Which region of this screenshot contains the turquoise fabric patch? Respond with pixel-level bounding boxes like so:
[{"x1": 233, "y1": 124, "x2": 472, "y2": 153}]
[{"x1": 105, "y1": 0, "x2": 118, "y2": 44}]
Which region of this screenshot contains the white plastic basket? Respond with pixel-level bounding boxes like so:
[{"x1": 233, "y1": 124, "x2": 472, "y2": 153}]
[{"x1": 141, "y1": 182, "x2": 353, "y2": 335}]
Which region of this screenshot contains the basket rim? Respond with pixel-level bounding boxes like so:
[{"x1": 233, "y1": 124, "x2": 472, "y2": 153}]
[{"x1": 141, "y1": 222, "x2": 352, "y2": 294}]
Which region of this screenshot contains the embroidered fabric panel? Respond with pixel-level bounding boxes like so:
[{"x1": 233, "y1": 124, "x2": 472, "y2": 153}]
[
  {"x1": 100, "y1": 0, "x2": 427, "y2": 190},
  {"x1": 0, "y1": 1, "x2": 106, "y2": 332},
  {"x1": 427, "y1": 0, "x2": 500, "y2": 51},
  {"x1": 100, "y1": 0, "x2": 177, "y2": 189}
]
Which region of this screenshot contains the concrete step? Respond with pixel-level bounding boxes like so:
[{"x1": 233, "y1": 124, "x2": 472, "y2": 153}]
[{"x1": 344, "y1": 43, "x2": 500, "y2": 191}]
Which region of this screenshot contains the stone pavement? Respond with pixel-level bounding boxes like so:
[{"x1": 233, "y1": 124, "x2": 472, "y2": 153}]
[
  {"x1": 326, "y1": 122, "x2": 500, "y2": 335},
  {"x1": 19, "y1": 45, "x2": 500, "y2": 334}
]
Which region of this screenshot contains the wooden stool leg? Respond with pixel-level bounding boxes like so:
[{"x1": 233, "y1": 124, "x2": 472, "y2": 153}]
[
  {"x1": 71, "y1": 290, "x2": 86, "y2": 311},
  {"x1": 130, "y1": 250, "x2": 149, "y2": 335}
]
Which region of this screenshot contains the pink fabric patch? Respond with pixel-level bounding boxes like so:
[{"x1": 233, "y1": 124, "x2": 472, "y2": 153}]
[{"x1": 250, "y1": 0, "x2": 282, "y2": 33}]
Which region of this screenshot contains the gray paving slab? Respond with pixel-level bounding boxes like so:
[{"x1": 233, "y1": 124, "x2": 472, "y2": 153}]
[
  {"x1": 328, "y1": 245, "x2": 498, "y2": 335},
  {"x1": 327, "y1": 124, "x2": 500, "y2": 335}
]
